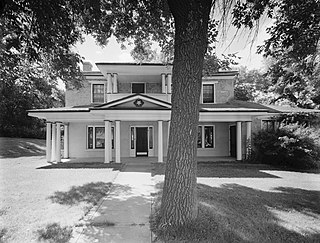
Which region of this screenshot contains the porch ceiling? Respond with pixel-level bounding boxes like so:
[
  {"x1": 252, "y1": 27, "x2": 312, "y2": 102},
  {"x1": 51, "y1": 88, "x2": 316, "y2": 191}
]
[{"x1": 28, "y1": 109, "x2": 273, "y2": 122}]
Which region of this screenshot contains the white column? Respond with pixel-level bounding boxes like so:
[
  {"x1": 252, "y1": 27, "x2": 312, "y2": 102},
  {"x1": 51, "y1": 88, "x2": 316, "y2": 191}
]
[
  {"x1": 167, "y1": 74, "x2": 172, "y2": 94},
  {"x1": 246, "y1": 121, "x2": 252, "y2": 142},
  {"x1": 104, "y1": 120, "x2": 111, "y2": 163},
  {"x1": 107, "y1": 73, "x2": 112, "y2": 93},
  {"x1": 236, "y1": 121, "x2": 242, "y2": 161},
  {"x1": 109, "y1": 123, "x2": 112, "y2": 162},
  {"x1": 46, "y1": 122, "x2": 52, "y2": 162},
  {"x1": 51, "y1": 123, "x2": 56, "y2": 162},
  {"x1": 63, "y1": 123, "x2": 69, "y2": 158},
  {"x1": 158, "y1": 120, "x2": 163, "y2": 163},
  {"x1": 246, "y1": 121, "x2": 252, "y2": 159},
  {"x1": 167, "y1": 120, "x2": 170, "y2": 150},
  {"x1": 113, "y1": 73, "x2": 118, "y2": 93},
  {"x1": 115, "y1": 120, "x2": 121, "y2": 163},
  {"x1": 161, "y1": 73, "x2": 166, "y2": 93},
  {"x1": 56, "y1": 122, "x2": 61, "y2": 163}
]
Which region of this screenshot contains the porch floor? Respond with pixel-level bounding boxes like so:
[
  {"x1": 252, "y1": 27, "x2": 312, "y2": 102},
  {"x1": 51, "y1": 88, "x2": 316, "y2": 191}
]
[{"x1": 61, "y1": 156, "x2": 236, "y2": 164}]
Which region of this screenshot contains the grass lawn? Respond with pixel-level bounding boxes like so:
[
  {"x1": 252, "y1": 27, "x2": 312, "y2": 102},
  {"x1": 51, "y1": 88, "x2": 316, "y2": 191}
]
[
  {"x1": 152, "y1": 163, "x2": 320, "y2": 242},
  {"x1": 0, "y1": 137, "x2": 119, "y2": 242}
]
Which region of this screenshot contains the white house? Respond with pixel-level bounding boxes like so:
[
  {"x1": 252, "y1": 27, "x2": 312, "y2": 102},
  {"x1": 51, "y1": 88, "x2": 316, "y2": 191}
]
[{"x1": 28, "y1": 62, "x2": 280, "y2": 164}]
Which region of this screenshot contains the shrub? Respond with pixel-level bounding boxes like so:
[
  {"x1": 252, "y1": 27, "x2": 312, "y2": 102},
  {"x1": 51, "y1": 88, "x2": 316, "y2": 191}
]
[
  {"x1": 37, "y1": 223, "x2": 72, "y2": 243},
  {"x1": 0, "y1": 228, "x2": 8, "y2": 241},
  {"x1": 252, "y1": 124, "x2": 320, "y2": 169}
]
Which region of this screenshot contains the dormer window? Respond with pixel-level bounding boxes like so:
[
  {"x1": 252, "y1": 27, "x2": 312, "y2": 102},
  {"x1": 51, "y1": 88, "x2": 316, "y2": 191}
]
[{"x1": 92, "y1": 84, "x2": 105, "y2": 103}]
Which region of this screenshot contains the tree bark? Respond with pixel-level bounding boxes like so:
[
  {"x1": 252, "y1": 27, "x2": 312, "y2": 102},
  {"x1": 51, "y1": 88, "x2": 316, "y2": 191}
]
[{"x1": 159, "y1": 0, "x2": 213, "y2": 228}]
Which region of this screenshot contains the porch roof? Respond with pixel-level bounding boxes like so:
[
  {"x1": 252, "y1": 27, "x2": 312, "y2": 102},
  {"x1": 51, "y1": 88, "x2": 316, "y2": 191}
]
[
  {"x1": 29, "y1": 95, "x2": 320, "y2": 122},
  {"x1": 200, "y1": 100, "x2": 279, "y2": 113}
]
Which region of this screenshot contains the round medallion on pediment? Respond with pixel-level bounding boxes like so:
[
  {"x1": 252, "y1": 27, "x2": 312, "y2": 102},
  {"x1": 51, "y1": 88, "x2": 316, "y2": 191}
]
[{"x1": 134, "y1": 98, "x2": 144, "y2": 107}]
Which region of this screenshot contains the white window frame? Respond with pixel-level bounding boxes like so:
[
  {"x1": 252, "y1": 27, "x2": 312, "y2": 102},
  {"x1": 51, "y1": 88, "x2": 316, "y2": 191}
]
[
  {"x1": 197, "y1": 124, "x2": 215, "y2": 149},
  {"x1": 87, "y1": 125, "x2": 114, "y2": 150},
  {"x1": 131, "y1": 82, "x2": 146, "y2": 94},
  {"x1": 90, "y1": 82, "x2": 106, "y2": 103},
  {"x1": 201, "y1": 81, "x2": 217, "y2": 104}
]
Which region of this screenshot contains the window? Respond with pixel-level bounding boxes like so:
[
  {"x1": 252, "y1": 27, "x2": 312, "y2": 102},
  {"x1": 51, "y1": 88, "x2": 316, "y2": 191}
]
[
  {"x1": 262, "y1": 120, "x2": 277, "y2": 131},
  {"x1": 92, "y1": 84, "x2": 104, "y2": 103},
  {"x1": 132, "y1": 83, "x2": 145, "y2": 93},
  {"x1": 111, "y1": 127, "x2": 114, "y2": 149},
  {"x1": 197, "y1": 126, "x2": 202, "y2": 148},
  {"x1": 204, "y1": 126, "x2": 214, "y2": 148},
  {"x1": 197, "y1": 125, "x2": 215, "y2": 148},
  {"x1": 88, "y1": 127, "x2": 94, "y2": 149},
  {"x1": 148, "y1": 127, "x2": 153, "y2": 149},
  {"x1": 202, "y1": 84, "x2": 215, "y2": 103},
  {"x1": 87, "y1": 126, "x2": 114, "y2": 149},
  {"x1": 95, "y1": 127, "x2": 105, "y2": 148},
  {"x1": 131, "y1": 127, "x2": 135, "y2": 149}
]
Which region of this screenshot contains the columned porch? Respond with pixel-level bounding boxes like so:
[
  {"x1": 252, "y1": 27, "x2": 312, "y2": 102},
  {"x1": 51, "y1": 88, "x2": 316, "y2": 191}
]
[
  {"x1": 46, "y1": 122, "x2": 69, "y2": 163},
  {"x1": 45, "y1": 119, "x2": 252, "y2": 164}
]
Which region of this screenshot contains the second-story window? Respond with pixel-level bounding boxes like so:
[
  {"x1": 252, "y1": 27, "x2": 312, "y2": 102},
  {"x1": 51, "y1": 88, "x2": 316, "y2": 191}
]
[
  {"x1": 202, "y1": 84, "x2": 215, "y2": 103},
  {"x1": 132, "y1": 83, "x2": 145, "y2": 93},
  {"x1": 92, "y1": 84, "x2": 104, "y2": 103}
]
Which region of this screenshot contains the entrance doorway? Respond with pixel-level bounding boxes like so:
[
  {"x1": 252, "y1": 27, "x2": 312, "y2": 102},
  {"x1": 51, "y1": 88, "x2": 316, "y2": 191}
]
[
  {"x1": 230, "y1": 125, "x2": 236, "y2": 157},
  {"x1": 136, "y1": 127, "x2": 148, "y2": 156}
]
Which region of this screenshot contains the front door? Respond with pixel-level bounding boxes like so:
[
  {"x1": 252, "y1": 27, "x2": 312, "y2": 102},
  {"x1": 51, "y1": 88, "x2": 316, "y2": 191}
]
[
  {"x1": 136, "y1": 127, "x2": 148, "y2": 156},
  {"x1": 230, "y1": 125, "x2": 236, "y2": 157}
]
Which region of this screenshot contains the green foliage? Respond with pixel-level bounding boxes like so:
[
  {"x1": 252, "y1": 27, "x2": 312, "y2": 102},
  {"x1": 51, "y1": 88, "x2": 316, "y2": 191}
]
[
  {"x1": 264, "y1": 54, "x2": 320, "y2": 108},
  {"x1": 0, "y1": 52, "x2": 65, "y2": 138},
  {"x1": 232, "y1": 0, "x2": 320, "y2": 59},
  {"x1": 274, "y1": 112, "x2": 320, "y2": 126},
  {"x1": 252, "y1": 125, "x2": 320, "y2": 169},
  {"x1": 0, "y1": 228, "x2": 7, "y2": 241},
  {"x1": 37, "y1": 223, "x2": 72, "y2": 243},
  {"x1": 232, "y1": 0, "x2": 320, "y2": 108},
  {"x1": 234, "y1": 67, "x2": 268, "y2": 101},
  {"x1": 1, "y1": 0, "x2": 81, "y2": 138},
  {"x1": 1, "y1": 0, "x2": 84, "y2": 87}
]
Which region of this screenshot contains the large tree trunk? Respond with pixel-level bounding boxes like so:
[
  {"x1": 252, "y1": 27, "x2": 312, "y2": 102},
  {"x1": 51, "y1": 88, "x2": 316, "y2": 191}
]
[{"x1": 159, "y1": 0, "x2": 213, "y2": 227}]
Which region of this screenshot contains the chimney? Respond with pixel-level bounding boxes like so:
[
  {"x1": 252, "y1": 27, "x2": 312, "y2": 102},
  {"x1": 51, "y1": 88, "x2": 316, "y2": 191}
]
[{"x1": 83, "y1": 61, "x2": 93, "y2": 71}]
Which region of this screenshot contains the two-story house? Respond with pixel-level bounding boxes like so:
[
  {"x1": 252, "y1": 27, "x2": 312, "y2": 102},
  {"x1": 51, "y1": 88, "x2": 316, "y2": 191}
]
[{"x1": 29, "y1": 62, "x2": 279, "y2": 164}]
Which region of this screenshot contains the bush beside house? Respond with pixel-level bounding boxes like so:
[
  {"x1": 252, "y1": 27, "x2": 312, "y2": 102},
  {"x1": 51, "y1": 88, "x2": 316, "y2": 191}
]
[{"x1": 252, "y1": 123, "x2": 320, "y2": 170}]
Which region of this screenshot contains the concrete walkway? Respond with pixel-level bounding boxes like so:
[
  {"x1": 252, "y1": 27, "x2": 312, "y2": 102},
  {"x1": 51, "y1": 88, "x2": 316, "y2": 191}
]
[{"x1": 73, "y1": 162, "x2": 154, "y2": 243}]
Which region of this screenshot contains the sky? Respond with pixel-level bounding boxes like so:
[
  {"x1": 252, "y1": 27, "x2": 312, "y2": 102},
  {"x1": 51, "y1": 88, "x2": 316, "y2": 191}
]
[{"x1": 73, "y1": 20, "x2": 271, "y2": 71}]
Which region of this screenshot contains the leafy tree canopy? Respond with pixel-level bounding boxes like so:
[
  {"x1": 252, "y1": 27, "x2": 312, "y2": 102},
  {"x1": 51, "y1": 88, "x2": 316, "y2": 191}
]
[{"x1": 232, "y1": 0, "x2": 320, "y2": 109}]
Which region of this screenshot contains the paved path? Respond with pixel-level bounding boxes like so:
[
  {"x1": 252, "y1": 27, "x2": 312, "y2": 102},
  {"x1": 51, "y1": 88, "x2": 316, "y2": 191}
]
[{"x1": 73, "y1": 163, "x2": 154, "y2": 243}]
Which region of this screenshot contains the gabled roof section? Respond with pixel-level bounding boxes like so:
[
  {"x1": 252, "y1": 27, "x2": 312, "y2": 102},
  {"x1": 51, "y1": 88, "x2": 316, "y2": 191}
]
[{"x1": 92, "y1": 94, "x2": 172, "y2": 110}]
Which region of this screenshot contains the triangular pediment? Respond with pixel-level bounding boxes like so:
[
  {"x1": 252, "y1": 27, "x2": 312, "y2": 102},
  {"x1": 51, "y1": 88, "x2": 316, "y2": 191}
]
[{"x1": 93, "y1": 94, "x2": 171, "y2": 110}]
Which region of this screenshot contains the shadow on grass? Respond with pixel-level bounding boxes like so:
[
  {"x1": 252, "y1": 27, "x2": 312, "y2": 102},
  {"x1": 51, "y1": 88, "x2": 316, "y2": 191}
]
[
  {"x1": 37, "y1": 162, "x2": 124, "y2": 170},
  {"x1": 152, "y1": 183, "x2": 320, "y2": 242},
  {"x1": 0, "y1": 137, "x2": 46, "y2": 158},
  {"x1": 152, "y1": 162, "x2": 280, "y2": 178},
  {"x1": 48, "y1": 182, "x2": 113, "y2": 206},
  {"x1": 37, "y1": 223, "x2": 72, "y2": 243}
]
